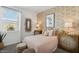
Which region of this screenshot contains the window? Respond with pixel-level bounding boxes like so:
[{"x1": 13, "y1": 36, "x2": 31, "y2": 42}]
[{"x1": 0, "y1": 7, "x2": 21, "y2": 31}]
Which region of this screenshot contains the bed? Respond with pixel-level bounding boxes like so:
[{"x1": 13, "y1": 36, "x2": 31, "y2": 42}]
[{"x1": 22, "y1": 35, "x2": 58, "y2": 53}]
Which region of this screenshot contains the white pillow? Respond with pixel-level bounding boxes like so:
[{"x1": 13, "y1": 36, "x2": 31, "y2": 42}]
[
  {"x1": 44, "y1": 31, "x2": 49, "y2": 36},
  {"x1": 48, "y1": 30, "x2": 53, "y2": 36}
]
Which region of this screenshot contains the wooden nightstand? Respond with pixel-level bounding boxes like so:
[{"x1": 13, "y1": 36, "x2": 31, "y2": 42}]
[{"x1": 34, "y1": 30, "x2": 42, "y2": 35}]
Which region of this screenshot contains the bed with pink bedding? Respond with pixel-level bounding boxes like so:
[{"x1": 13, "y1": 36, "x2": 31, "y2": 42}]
[{"x1": 22, "y1": 35, "x2": 58, "y2": 53}]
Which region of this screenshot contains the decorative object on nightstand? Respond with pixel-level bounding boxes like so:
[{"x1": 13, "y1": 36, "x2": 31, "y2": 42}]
[{"x1": 64, "y1": 22, "x2": 73, "y2": 33}]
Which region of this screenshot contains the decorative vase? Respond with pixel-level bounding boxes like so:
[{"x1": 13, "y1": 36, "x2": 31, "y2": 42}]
[{"x1": 0, "y1": 42, "x2": 4, "y2": 49}]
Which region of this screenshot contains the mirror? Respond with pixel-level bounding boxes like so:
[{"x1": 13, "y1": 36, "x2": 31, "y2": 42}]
[{"x1": 25, "y1": 18, "x2": 31, "y2": 31}]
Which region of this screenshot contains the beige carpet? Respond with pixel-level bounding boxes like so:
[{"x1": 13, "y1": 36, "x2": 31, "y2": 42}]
[{"x1": 0, "y1": 44, "x2": 68, "y2": 53}]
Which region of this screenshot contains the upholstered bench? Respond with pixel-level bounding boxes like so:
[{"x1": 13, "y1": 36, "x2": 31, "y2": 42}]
[
  {"x1": 22, "y1": 48, "x2": 35, "y2": 53},
  {"x1": 16, "y1": 43, "x2": 27, "y2": 53}
]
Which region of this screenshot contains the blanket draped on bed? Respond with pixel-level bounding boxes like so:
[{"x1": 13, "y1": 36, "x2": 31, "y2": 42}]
[{"x1": 22, "y1": 35, "x2": 58, "y2": 53}]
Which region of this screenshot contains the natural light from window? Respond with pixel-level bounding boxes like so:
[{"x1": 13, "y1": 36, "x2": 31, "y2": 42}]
[{"x1": 0, "y1": 7, "x2": 21, "y2": 32}]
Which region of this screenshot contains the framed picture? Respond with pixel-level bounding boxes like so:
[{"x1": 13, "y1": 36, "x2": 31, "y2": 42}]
[
  {"x1": 46, "y1": 14, "x2": 55, "y2": 29},
  {"x1": 25, "y1": 18, "x2": 31, "y2": 31}
]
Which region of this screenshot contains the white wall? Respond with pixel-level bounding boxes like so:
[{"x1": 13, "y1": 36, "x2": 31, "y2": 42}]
[
  {"x1": 3, "y1": 31, "x2": 20, "y2": 46},
  {"x1": 21, "y1": 9, "x2": 37, "y2": 40},
  {"x1": 1, "y1": 7, "x2": 37, "y2": 46}
]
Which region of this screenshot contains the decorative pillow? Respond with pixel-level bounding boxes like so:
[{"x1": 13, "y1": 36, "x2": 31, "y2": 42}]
[
  {"x1": 48, "y1": 30, "x2": 53, "y2": 36},
  {"x1": 43, "y1": 31, "x2": 49, "y2": 36},
  {"x1": 54, "y1": 30, "x2": 58, "y2": 36},
  {"x1": 43, "y1": 29, "x2": 58, "y2": 36}
]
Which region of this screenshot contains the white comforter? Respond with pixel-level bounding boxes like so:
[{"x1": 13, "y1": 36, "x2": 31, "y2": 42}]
[{"x1": 23, "y1": 35, "x2": 58, "y2": 53}]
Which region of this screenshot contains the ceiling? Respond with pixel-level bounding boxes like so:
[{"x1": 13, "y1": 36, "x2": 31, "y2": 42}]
[{"x1": 16, "y1": 6, "x2": 54, "y2": 13}]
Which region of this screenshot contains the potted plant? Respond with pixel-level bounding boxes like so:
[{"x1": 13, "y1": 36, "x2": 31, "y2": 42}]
[
  {"x1": 7, "y1": 26, "x2": 15, "y2": 31},
  {"x1": 0, "y1": 32, "x2": 7, "y2": 49}
]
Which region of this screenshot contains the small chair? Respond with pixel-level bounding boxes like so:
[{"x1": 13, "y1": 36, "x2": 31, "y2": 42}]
[{"x1": 16, "y1": 43, "x2": 27, "y2": 53}]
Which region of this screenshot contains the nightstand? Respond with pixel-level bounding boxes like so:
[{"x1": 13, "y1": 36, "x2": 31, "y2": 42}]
[{"x1": 34, "y1": 30, "x2": 42, "y2": 35}]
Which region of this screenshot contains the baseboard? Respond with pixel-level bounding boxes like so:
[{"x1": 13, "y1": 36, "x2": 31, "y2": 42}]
[{"x1": 4, "y1": 41, "x2": 21, "y2": 46}]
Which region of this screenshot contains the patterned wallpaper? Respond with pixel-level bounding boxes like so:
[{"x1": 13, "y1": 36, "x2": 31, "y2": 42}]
[
  {"x1": 37, "y1": 6, "x2": 79, "y2": 31},
  {"x1": 37, "y1": 7, "x2": 79, "y2": 52}
]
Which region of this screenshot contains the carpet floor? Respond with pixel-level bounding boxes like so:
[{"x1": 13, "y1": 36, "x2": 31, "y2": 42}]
[{"x1": 0, "y1": 44, "x2": 68, "y2": 53}]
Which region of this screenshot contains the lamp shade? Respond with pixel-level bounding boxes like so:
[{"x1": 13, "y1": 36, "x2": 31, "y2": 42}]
[{"x1": 36, "y1": 24, "x2": 40, "y2": 27}]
